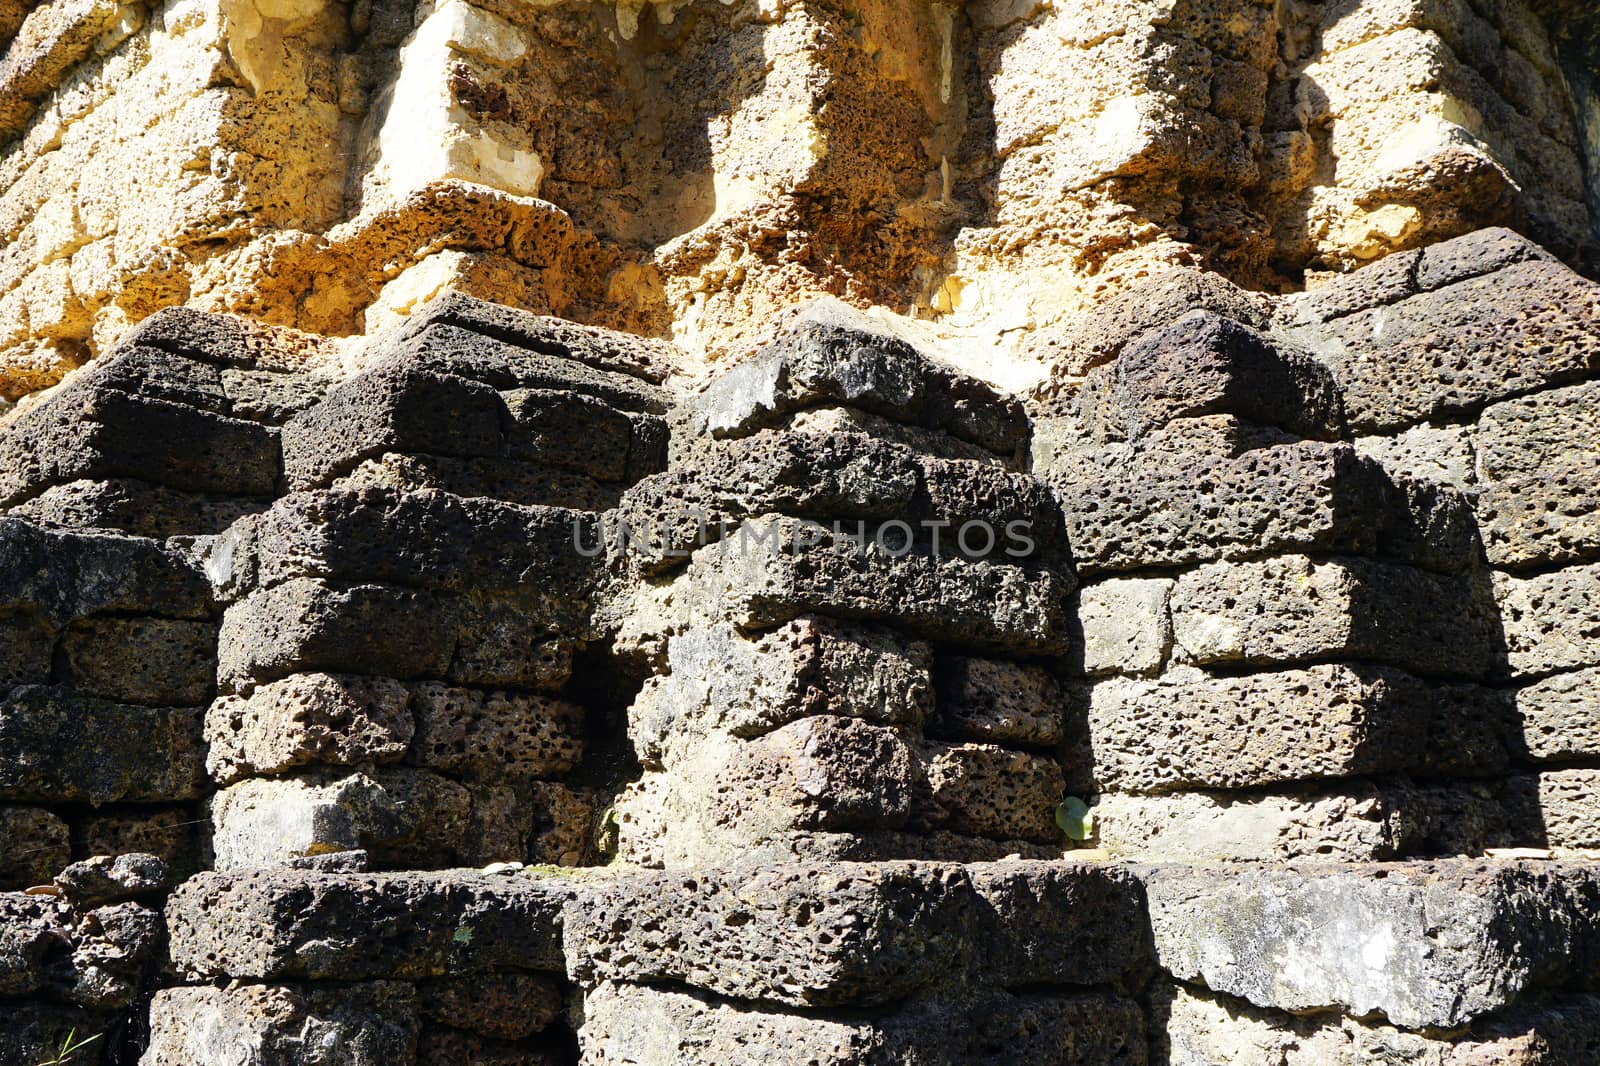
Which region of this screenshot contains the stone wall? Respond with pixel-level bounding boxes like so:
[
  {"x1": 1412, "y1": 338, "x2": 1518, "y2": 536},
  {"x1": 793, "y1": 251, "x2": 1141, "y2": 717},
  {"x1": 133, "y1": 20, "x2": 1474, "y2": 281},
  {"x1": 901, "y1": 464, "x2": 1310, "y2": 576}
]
[{"x1": 0, "y1": 227, "x2": 1597, "y2": 1059}]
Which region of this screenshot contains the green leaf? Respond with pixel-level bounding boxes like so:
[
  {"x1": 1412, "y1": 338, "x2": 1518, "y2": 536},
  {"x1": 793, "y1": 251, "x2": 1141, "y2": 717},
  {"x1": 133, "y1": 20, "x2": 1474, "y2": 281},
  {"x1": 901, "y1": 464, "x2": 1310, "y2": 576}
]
[{"x1": 1054, "y1": 796, "x2": 1094, "y2": 842}]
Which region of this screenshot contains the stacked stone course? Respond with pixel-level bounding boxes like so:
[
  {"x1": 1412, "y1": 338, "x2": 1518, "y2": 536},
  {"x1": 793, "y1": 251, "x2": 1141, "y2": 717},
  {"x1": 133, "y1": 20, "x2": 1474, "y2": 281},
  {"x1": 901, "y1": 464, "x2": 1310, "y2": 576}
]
[{"x1": 1, "y1": 227, "x2": 1600, "y2": 1063}]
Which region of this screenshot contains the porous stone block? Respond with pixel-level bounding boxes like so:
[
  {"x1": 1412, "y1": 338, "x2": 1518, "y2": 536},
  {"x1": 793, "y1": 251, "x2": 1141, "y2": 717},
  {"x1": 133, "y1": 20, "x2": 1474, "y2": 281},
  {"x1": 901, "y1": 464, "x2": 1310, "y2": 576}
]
[
  {"x1": 280, "y1": 362, "x2": 508, "y2": 489},
  {"x1": 1073, "y1": 310, "x2": 1343, "y2": 445},
  {"x1": 52, "y1": 853, "x2": 168, "y2": 909},
  {"x1": 1072, "y1": 577, "x2": 1173, "y2": 676},
  {"x1": 74, "y1": 808, "x2": 201, "y2": 881},
  {"x1": 629, "y1": 619, "x2": 931, "y2": 768},
  {"x1": 334, "y1": 451, "x2": 626, "y2": 511},
  {"x1": 213, "y1": 487, "x2": 598, "y2": 608},
  {"x1": 502, "y1": 386, "x2": 667, "y2": 483},
  {"x1": 205, "y1": 673, "x2": 415, "y2": 785},
  {"x1": 1039, "y1": 265, "x2": 1272, "y2": 378},
  {"x1": 410, "y1": 682, "x2": 584, "y2": 779},
  {"x1": 1053, "y1": 442, "x2": 1473, "y2": 576},
  {"x1": 615, "y1": 430, "x2": 1064, "y2": 575},
  {"x1": 0, "y1": 518, "x2": 214, "y2": 625},
  {"x1": 1169, "y1": 555, "x2": 1501, "y2": 679},
  {"x1": 1354, "y1": 422, "x2": 1478, "y2": 493},
  {"x1": 615, "y1": 517, "x2": 1073, "y2": 657},
  {"x1": 1476, "y1": 380, "x2": 1600, "y2": 568},
  {"x1": 1160, "y1": 984, "x2": 1600, "y2": 1066},
  {"x1": 166, "y1": 868, "x2": 573, "y2": 981},
  {"x1": 0, "y1": 891, "x2": 162, "y2": 1008},
  {"x1": 1502, "y1": 770, "x2": 1600, "y2": 851},
  {"x1": 6, "y1": 478, "x2": 265, "y2": 537},
  {"x1": 57, "y1": 616, "x2": 215, "y2": 705},
  {"x1": 1496, "y1": 563, "x2": 1600, "y2": 676},
  {"x1": 0, "y1": 807, "x2": 68, "y2": 888},
  {"x1": 395, "y1": 291, "x2": 674, "y2": 384},
  {"x1": 389, "y1": 323, "x2": 668, "y2": 414},
  {"x1": 143, "y1": 983, "x2": 420, "y2": 1066},
  {"x1": 578, "y1": 982, "x2": 1149, "y2": 1066},
  {"x1": 929, "y1": 656, "x2": 1063, "y2": 748},
  {"x1": 418, "y1": 972, "x2": 564, "y2": 1041},
  {"x1": 1284, "y1": 258, "x2": 1600, "y2": 433},
  {"x1": 687, "y1": 298, "x2": 1028, "y2": 459},
  {"x1": 1138, "y1": 860, "x2": 1600, "y2": 1029},
  {"x1": 208, "y1": 770, "x2": 475, "y2": 871},
  {"x1": 615, "y1": 719, "x2": 918, "y2": 865},
  {"x1": 1090, "y1": 782, "x2": 1504, "y2": 864},
  {"x1": 563, "y1": 861, "x2": 1151, "y2": 1008},
  {"x1": 0, "y1": 687, "x2": 203, "y2": 804},
  {"x1": 0, "y1": 377, "x2": 281, "y2": 505},
  {"x1": 217, "y1": 579, "x2": 455, "y2": 690},
  {"x1": 1079, "y1": 664, "x2": 1509, "y2": 793},
  {"x1": 919, "y1": 743, "x2": 1064, "y2": 844},
  {"x1": 1518, "y1": 667, "x2": 1600, "y2": 762}
]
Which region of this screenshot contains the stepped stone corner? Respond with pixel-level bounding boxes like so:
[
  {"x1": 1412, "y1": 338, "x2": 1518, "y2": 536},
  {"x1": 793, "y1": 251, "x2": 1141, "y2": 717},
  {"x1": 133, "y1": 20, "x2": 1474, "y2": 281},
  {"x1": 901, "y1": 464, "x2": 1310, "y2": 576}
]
[{"x1": 3, "y1": 1, "x2": 1600, "y2": 1064}]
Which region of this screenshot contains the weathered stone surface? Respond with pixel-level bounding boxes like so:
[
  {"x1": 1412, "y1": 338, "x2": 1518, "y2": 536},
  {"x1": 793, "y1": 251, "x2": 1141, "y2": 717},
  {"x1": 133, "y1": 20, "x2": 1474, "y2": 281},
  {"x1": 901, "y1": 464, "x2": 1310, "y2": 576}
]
[
  {"x1": 0, "y1": 374, "x2": 280, "y2": 506},
  {"x1": 6, "y1": 478, "x2": 266, "y2": 538},
  {"x1": 396, "y1": 291, "x2": 674, "y2": 383},
  {"x1": 919, "y1": 743, "x2": 1064, "y2": 844},
  {"x1": 57, "y1": 616, "x2": 215, "y2": 705},
  {"x1": 1354, "y1": 423, "x2": 1478, "y2": 494},
  {"x1": 1072, "y1": 311, "x2": 1343, "y2": 445},
  {"x1": 211, "y1": 487, "x2": 598, "y2": 606},
  {"x1": 1496, "y1": 563, "x2": 1600, "y2": 676},
  {"x1": 418, "y1": 972, "x2": 564, "y2": 1041},
  {"x1": 0, "y1": 891, "x2": 161, "y2": 1009},
  {"x1": 410, "y1": 683, "x2": 584, "y2": 779},
  {"x1": 1519, "y1": 667, "x2": 1600, "y2": 762},
  {"x1": 0, "y1": 687, "x2": 203, "y2": 804},
  {"x1": 0, "y1": 806, "x2": 68, "y2": 889},
  {"x1": 1037, "y1": 266, "x2": 1272, "y2": 380},
  {"x1": 166, "y1": 868, "x2": 574, "y2": 980},
  {"x1": 1170, "y1": 555, "x2": 1502, "y2": 679},
  {"x1": 502, "y1": 386, "x2": 667, "y2": 484},
  {"x1": 1274, "y1": 229, "x2": 1555, "y2": 329},
  {"x1": 616, "y1": 430, "x2": 1064, "y2": 575},
  {"x1": 53, "y1": 853, "x2": 167, "y2": 910},
  {"x1": 0, "y1": 519, "x2": 215, "y2": 625},
  {"x1": 614, "y1": 517, "x2": 1073, "y2": 658},
  {"x1": 616, "y1": 719, "x2": 918, "y2": 865},
  {"x1": 1502, "y1": 770, "x2": 1600, "y2": 851},
  {"x1": 1160, "y1": 984, "x2": 1600, "y2": 1066},
  {"x1": 629, "y1": 619, "x2": 931, "y2": 768},
  {"x1": 206, "y1": 673, "x2": 415, "y2": 785},
  {"x1": 1078, "y1": 664, "x2": 1509, "y2": 794},
  {"x1": 579, "y1": 982, "x2": 1149, "y2": 1066},
  {"x1": 143, "y1": 982, "x2": 420, "y2": 1066},
  {"x1": 1051, "y1": 442, "x2": 1475, "y2": 577},
  {"x1": 1139, "y1": 860, "x2": 1600, "y2": 1029},
  {"x1": 208, "y1": 770, "x2": 474, "y2": 871},
  {"x1": 334, "y1": 451, "x2": 625, "y2": 512},
  {"x1": 1091, "y1": 782, "x2": 1506, "y2": 863},
  {"x1": 217, "y1": 579, "x2": 455, "y2": 690},
  {"x1": 280, "y1": 362, "x2": 509, "y2": 490},
  {"x1": 1476, "y1": 380, "x2": 1600, "y2": 568},
  {"x1": 564, "y1": 861, "x2": 1151, "y2": 1007},
  {"x1": 687, "y1": 298, "x2": 1028, "y2": 459},
  {"x1": 1073, "y1": 578, "x2": 1173, "y2": 677},
  {"x1": 1282, "y1": 259, "x2": 1600, "y2": 433},
  {"x1": 388, "y1": 324, "x2": 668, "y2": 414},
  {"x1": 929, "y1": 656, "x2": 1063, "y2": 748}
]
